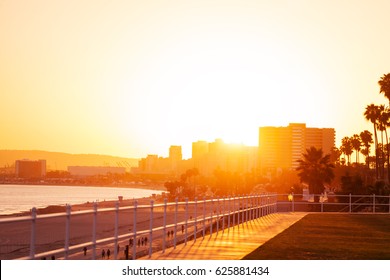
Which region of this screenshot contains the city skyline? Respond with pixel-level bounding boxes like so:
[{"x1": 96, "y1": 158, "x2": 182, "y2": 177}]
[{"x1": 1, "y1": 1, "x2": 390, "y2": 159}]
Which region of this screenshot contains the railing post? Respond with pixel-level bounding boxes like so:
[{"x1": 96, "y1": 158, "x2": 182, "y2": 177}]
[
  {"x1": 210, "y1": 197, "x2": 213, "y2": 236},
  {"x1": 249, "y1": 194, "x2": 255, "y2": 220},
  {"x1": 246, "y1": 194, "x2": 249, "y2": 224},
  {"x1": 254, "y1": 195, "x2": 257, "y2": 218},
  {"x1": 254, "y1": 195, "x2": 257, "y2": 219},
  {"x1": 274, "y1": 193, "x2": 277, "y2": 213},
  {"x1": 64, "y1": 204, "x2": 71, "y2": 259},
  {"x1": 132, "y1": 200, "x2": 137, "y2": 260},
  {"x1": 267, "y1": 196, "x2": 270, "y2": 215},
  {"x1": 262, "y1": 194, "x2": 264, "y2": 217},
  {"x1": 114, "y1": 201, "x2": 119, "y2": 260},
  {"x1": 228, "y1": 196, "x2": 231, "y2": 231},
  {"x1": 163, "y1": 198, "x2": 167, "y2": 253},
  {"x1": 203, "y1": 197, "x2": 206, "y2": 238},
  {"x1": 194, "y1": 197, "x2": 197, "y2": 242},
  {"x1": 174, "y1": 198, "x2": 178, "y2": 248},
  {"x1": 275, "y1": 193, "x2": 278, "y2": 213},
  {"x1": 237, "y1": 195, "x2": 240, "y2": 227},
  {"x1": 92, "y1": 202, "x2": 97, "y2": 260},
  {"x1": 149, "y1": 200, "x2": 154, "y2": 257},
  {"x1": 292, "y1": 193, "x2": 295, "y2": 212},
  {"x1": 349, "y1": 193, "x2": 352, "y2": 213},
  {"x1": 232, "y1": 195, "x2": 235, "y2": 228},
  {"x1": 373, "y1": 194, "x2": 376, "y2": 214},
  {"x1": 29, "y1": 207, "x2": 37, "y2": 260},
  {"x1": 216, "y1": 197, "x2": 219, "y2": 235},
  {"x1": 242, "y1": 195, "x2": 245, "y2": 224},
  {"x1": 185, "y1": 198, "x2": 188, "y2": 245},
  {"x1": 248, "y1": 195, "x2": 251, "y2": 221},
  {"x1": 222, "y1": 196, "x2": 225, "y2": 232}
]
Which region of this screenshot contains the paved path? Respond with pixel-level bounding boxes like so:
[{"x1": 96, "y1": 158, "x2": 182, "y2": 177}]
[{"x1": 139, "y1": 212, "x2": 307, "y2": 260}]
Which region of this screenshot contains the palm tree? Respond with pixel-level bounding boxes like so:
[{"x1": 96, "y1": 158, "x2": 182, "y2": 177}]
[
  {"x1": 378, "y1": 106, "x2": 390, "y2": 181},
  {"x1": 296, "y1": 147, "x2": 335, "y2": 203},
  {"x1": 364, "y1": 104, "x2": 381, "y2": 179},
  {"x1": 360, "y1": 130, "x2": 373, "y2": 169},
  {"x1": 340, "y1": 137, "x2": 353, "y2": 165},
  {"x1": 330, "y1": 147, "x2": 342, "y2": 166},
  {"x1": 379, "y1": 73, "x2": 390, "y2": 103},
  {"x1": 350, "y1": 134, "x2": 362, "y2": 164}
]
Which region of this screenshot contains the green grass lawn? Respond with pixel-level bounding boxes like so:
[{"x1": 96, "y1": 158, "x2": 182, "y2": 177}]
[{"x1": 243, "y1": 213, "x2": 390, "y2": 260}]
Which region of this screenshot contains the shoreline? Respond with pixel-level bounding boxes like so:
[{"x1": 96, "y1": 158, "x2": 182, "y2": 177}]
[
  {"x1": 0, "y1": 196, "x2": 160, "y2": 218},
  {"x1": 0, "y1": 182, "x2": 167, "y2": 191}
]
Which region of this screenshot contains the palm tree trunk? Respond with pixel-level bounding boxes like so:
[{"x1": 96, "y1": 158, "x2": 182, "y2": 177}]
[
  {"x1": 382, "y1": 130, "x2": 385, "y2": 179},
  {"x1": 386, "y1": 128, "x2": 390, "y2": 183},
  {"x1": 356, "y1": 149, "x2": 358, "y2": 164},
  {"x1": 365, "y1": 145, "x2": 370, "y2": 169},
  {"x1": 374, "y1": 124, "x2": 379, "y2": 180}
]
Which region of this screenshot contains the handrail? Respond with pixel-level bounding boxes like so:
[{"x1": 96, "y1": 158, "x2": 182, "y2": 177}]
[{"x1": 0, "y1": 193, "x2": 278, "y2": 260}]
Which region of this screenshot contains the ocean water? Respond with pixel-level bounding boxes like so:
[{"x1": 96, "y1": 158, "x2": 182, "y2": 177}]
[{"x1": 0, "y1": 184, "x2": 163, "y2": 215}]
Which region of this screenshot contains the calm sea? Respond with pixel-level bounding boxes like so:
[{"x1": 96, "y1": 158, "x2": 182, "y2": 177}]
[{"x1": 0, "y1": 184, "x2": 164, "y2": 215}]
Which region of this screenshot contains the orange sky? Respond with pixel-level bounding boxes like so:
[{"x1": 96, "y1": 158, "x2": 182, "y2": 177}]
[{"x1": 1, "y1": 0, "x2": 389, "y2": 159}]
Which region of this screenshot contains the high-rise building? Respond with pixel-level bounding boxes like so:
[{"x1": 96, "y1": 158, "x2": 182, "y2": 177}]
[
  {"x1": 191, "y1": 141, "x2": 209, "y2": 175},
  {"x1": 259, "y1": 123, "x2": 335, "y2": 171},
  {"x1": 192, "y1": 141, "x2": 209, "y2": 159},
  {"x1": 15, "y1": 159, "x2": 46, "y2": 178},
  {"x1": 169, "y1": 145, "x2": 182, "y2": 173},
  {"x1": 191, "y1": 139, "x2": 258, "y2": 176},
  {"x1": 169, "y1": 146, "x2": 182, "y2": 162}
]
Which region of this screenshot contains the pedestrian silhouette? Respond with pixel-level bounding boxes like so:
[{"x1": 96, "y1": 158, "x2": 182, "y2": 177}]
[
  {"x1": 171, "y1": 230, "x2": 174, "y2": 236},
  {"x1": 124, "y1": 245, "x2": 129, "y2": 260},
  {"x1": 141, "y1": 237, "x2": 144, "y2": 246},
  {"x1": 102, "y1": 249, "x2": 105, "y2": 259},
  {"x1": 144, "y1": 236, "x2": 148, "y2": 245},
  {"x1": 167, "y1": 231, "x2": 170, "y2": 238},
  {"x1": 83, "y1": 246, "x2": 87, "y2": 256},
  {"x1": 181, "y1": 225, "x2": 184, "y2": 233},
  {"x1": 107, "y1": 249, "x2": 110, "y2": 259},
  {"x1": 138, "y1": 238, "x2": 141, "y2": 247}
]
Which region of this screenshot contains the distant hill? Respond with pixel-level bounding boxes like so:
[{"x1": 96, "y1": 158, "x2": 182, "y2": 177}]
[{"x1": 0, "y1": 150, "x2": 140, "y2": 171}]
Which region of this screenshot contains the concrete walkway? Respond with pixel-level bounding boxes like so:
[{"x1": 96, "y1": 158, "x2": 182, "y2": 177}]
[{"x1": 140, "y1": 212, "x2": 307, "y2": 260}]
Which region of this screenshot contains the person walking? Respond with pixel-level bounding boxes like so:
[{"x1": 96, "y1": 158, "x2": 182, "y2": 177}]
[
  {"x1": 124, "y1": 245, "x2": 129, "y2": 260},
  {"x1": 101, "y1": 249, "x2": 105, "y2": 259},
  {"x1": 83, "y1": 246, "x2": 87, "y2": 256},
  {"x1": 107, "y1": 249, "x2": 111, "y2": 259}
]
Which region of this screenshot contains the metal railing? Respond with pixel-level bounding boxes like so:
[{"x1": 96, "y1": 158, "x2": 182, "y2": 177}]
[
  {"x1": 0, "y1": 193, "x2": 278, "y2": 260},
  {"x1": 277, "y1": 193, "x2": 390, "y2": 214}
]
